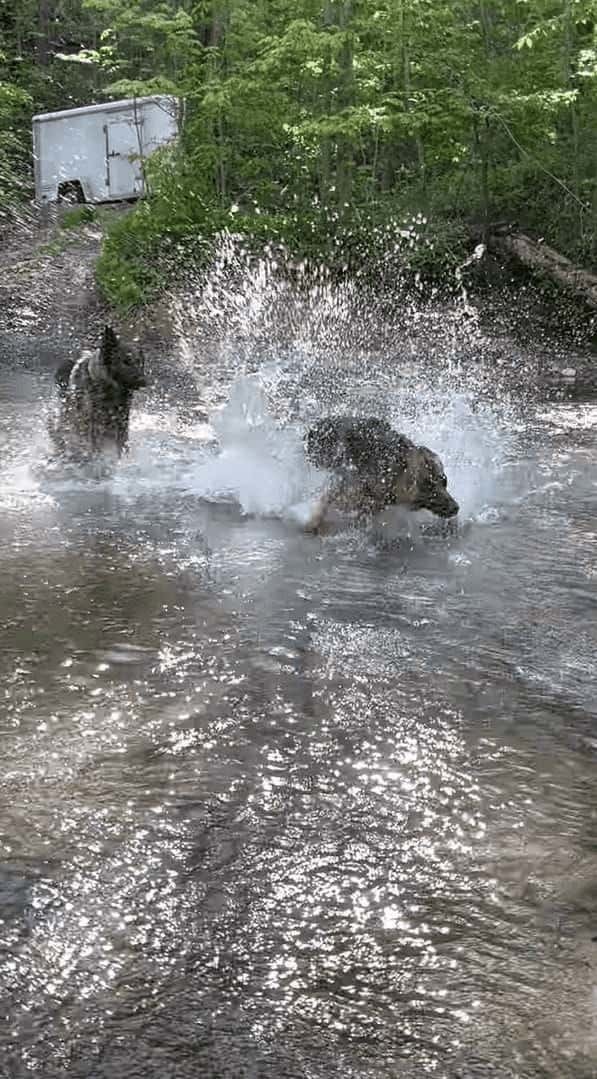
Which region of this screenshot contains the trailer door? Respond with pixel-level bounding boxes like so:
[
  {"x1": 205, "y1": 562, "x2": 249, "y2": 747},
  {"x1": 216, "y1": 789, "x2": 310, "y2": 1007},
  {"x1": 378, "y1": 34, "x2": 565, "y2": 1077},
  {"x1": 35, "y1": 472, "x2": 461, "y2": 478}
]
[{"x1": 105, "y1": 117, "x2": 144, "y2": 199}]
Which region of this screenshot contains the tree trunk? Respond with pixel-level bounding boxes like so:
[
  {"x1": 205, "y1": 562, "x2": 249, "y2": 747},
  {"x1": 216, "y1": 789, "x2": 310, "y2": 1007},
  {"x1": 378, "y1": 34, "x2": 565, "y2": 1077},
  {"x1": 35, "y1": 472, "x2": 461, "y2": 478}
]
[
  {"x1": 398, "y1": 0, "x2": 425, "y2": 192},
  {"x1": 336, "y1": 0, "x2": 354, "y2": 213},
  {"x1": 37, "y1": 0, "x2": 53, "y2": 65},
  {"x1": 319, "y1": 2, "x2": 335, "y2": 210},
  {"x1": 489, "y1": 230, "x2": 597, "y2": 309},
  {"x1": 562, "y1": 0, "x2": 582, "y2": 233},
  {"x1": 473, "y1": 112, "x2": 491, "y2": 241}
]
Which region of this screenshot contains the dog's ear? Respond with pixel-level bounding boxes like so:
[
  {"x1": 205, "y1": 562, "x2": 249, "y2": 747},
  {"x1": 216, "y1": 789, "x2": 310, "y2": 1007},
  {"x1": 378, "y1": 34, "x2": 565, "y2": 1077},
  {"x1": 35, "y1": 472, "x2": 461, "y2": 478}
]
[
  {"x1": 100, "y1": 325, "x2": 120, "y2": 367},
  {"x1": 422, "y1": 448, "x2": 443, "y2": 478}
]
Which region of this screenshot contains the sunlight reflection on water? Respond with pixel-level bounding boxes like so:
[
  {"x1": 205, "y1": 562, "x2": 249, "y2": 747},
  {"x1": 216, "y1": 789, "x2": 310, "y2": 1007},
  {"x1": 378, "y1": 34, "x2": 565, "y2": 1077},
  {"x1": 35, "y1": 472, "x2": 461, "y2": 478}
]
[{"x1": 1, "y1": 260, "x2": 597, "y2": 1076}]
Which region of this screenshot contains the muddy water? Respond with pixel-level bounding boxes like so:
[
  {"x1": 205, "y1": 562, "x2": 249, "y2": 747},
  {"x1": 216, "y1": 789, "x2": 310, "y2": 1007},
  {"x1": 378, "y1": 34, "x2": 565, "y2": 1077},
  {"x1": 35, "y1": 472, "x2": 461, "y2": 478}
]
[{"x1": 1, "y1": 288, "x2": 597, "y2": 1078}]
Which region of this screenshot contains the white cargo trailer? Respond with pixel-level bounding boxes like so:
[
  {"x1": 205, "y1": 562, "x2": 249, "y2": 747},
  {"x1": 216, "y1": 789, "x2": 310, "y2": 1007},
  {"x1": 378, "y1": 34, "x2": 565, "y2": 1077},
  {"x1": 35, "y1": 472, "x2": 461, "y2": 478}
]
[{"x1": 32, "y1": 95, "x2": 180, "y2": 205}]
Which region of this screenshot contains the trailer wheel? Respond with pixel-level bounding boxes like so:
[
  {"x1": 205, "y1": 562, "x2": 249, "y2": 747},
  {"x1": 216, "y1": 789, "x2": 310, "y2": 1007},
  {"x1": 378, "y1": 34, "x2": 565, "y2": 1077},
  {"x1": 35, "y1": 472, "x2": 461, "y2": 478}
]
[{"x1": 57, "y1": 181, "x2": 85, "y2": 204}]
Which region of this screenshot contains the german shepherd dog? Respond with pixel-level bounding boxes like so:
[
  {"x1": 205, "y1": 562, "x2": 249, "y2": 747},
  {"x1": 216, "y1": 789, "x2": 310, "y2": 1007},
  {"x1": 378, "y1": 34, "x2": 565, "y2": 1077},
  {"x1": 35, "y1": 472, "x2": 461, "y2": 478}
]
[
  {"x1": 49, "y1": 326, "x2": 146, "y2": 461},
  {"x1": 304, "y1": 415, "x2": 459, "y2": 531}
]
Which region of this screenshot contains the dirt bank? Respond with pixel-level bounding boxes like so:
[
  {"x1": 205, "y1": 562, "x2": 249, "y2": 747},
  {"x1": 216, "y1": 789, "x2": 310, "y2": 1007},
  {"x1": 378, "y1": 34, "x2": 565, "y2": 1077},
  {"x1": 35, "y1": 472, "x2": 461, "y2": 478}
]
[
  {"x1": 1, "y1": 209, "x2": 595, "y2": 396},
  {"x1": 0, "y1": 206, "x2": 174, "y2": 373}
]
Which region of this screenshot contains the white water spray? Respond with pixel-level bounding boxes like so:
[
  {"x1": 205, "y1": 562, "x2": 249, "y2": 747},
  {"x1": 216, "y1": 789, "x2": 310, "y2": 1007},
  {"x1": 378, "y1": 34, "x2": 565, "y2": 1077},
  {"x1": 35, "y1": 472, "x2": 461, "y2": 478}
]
[{"x1": 1, "y1": 237, "x2": 531, "y2": 532}]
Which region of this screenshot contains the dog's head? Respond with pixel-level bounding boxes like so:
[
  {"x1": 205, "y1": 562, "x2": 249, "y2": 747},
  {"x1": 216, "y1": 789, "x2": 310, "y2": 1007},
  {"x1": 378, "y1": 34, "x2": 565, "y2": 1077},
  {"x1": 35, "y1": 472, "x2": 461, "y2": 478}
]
[
  {"x1": 386, "y1": 445, "x2": 459, "y2": 518},
  {"x1": 402, "y1": 446, "x2": 459, "y2": 518},
  {"x1": 100, "y1": 326, "x2": 147, "y2": 390}
]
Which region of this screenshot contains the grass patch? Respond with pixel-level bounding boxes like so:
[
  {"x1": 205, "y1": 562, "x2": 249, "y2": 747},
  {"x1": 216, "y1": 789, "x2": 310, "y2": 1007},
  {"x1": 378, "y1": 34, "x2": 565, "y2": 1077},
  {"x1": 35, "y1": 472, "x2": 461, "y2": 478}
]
[
  {"x1": 60, "y1": 204, "x2": 96, "y2": 230},
  {"x1": 38, "y1": 238, "x2": 67, "y2": 256}
]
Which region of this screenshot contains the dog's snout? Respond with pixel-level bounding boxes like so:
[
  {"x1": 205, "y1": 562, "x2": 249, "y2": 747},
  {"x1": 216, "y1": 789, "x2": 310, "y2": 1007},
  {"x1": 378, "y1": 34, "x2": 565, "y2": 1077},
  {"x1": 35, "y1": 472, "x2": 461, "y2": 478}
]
[
  {"x1": 438, "y1": 494, "x2": 459, "y2": 518},
  {"x1": 124, "y1": 368, "x2": 147, "y2": 390},
  {"x1": 423, "y1": 488, "x2": 459, "y2": 518}
]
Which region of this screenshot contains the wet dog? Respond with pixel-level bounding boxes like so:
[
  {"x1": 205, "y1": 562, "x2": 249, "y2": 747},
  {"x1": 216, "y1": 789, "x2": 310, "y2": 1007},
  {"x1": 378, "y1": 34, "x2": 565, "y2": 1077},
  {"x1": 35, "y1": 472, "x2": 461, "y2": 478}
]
[
  {"x1": 49, "y1": 326, "x2": 146, "y2": 461},
  {"x1": 304, "y1": 415, "x2": 459, "y2": 531}
]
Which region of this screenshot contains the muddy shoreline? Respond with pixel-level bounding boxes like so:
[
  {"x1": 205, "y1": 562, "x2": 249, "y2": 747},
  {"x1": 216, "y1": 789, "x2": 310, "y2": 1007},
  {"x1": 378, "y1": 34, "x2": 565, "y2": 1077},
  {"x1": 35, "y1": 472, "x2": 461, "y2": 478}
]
[{"x1": 1, "y1": 209, "x2": 595, "y2": 398}]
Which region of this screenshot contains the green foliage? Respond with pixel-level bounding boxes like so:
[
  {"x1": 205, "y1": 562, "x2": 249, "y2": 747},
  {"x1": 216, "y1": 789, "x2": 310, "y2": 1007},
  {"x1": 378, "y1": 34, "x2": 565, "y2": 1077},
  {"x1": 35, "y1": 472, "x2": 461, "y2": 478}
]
[
  {"x1": 96, "y1": 156, "x2": 470, "y2": 308},
  {"x1": 60, "y1": 204, "x2": 96, "y2": 229},
  {"x1": 1, "y1": 0, "x2": 597, "y2": 288},
  {"x1": 38, "y1": 239, "x2": 67, "y2": 256},
  {"x1": 100, "y1": 0, "x2": 597, "y2": 305},
  {"x1": 96, "y1": 149, "x2": 221, "y2": 305},
  {"x1": 0, "y1": 79, "x2": 32, "y2": 215}
]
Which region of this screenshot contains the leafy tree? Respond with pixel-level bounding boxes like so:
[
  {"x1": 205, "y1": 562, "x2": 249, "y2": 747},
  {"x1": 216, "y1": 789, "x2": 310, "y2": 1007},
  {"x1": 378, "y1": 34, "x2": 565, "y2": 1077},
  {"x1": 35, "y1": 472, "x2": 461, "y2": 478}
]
[{"x1": 1, "y1": 0, "x2": 596, "y2": 293}]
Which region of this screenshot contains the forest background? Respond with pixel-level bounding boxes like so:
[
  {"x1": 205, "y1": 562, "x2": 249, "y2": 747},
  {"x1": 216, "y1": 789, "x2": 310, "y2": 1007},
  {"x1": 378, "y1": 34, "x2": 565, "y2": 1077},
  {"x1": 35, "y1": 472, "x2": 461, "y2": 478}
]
[{"x1": 1, "y1": 0, "x2": 596, "y2": 306}]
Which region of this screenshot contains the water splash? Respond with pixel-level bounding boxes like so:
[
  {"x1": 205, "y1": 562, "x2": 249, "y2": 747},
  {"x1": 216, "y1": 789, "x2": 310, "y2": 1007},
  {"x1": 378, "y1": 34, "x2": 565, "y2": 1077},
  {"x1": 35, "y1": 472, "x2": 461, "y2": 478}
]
[
  {"x1": 190, "y1": 375, "x2": 321, "y2": 518},
  {"x1": 1, "y1": 238, "x2": 534, "y2": 532},
  {"x1": 164, "y1": 237, "x2": 528, "y2": 523}
]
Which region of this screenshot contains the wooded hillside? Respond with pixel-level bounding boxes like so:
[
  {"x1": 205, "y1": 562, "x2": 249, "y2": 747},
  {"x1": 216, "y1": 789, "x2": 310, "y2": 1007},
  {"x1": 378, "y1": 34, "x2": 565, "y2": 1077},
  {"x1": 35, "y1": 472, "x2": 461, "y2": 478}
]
[{"x1": 2, "y1": 1, "x2": 596, "y2": 304}]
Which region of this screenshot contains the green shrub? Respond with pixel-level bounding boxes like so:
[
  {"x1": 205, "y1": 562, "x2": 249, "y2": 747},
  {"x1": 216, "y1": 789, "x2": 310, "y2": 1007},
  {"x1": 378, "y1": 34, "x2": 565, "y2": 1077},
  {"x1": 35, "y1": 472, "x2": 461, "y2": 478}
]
[
  {"x1": 60, "y1": 204, "x2": 96, "y2": 229},
  {"x1": 96, "y1": 151, "x2": 471, "y2": 311}
]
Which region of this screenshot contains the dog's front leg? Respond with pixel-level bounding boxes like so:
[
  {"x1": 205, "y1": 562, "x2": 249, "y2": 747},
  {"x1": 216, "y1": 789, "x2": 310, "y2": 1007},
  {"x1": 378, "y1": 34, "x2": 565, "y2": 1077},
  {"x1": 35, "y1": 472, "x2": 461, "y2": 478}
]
[{"x1": 303, "y1": 493, "x2": 330, "y2": 533}]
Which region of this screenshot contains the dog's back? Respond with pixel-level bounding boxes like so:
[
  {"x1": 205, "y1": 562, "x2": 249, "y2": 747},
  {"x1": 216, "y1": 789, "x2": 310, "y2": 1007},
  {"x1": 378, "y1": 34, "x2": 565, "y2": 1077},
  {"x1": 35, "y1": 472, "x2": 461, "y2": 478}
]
[
  {"x1": 306, "y1": 416, "x2": 412, "y2": 474},
  {"x1": 304, "y1": 414, "x2": 459, "y2": 528}
]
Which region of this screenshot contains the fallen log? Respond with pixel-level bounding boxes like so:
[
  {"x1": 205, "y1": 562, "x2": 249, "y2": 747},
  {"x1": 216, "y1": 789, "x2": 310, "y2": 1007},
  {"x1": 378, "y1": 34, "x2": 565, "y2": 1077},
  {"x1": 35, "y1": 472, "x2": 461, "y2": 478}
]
[{"x1": 488, "y1": 230, "x2": 597, "y2": 310}]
